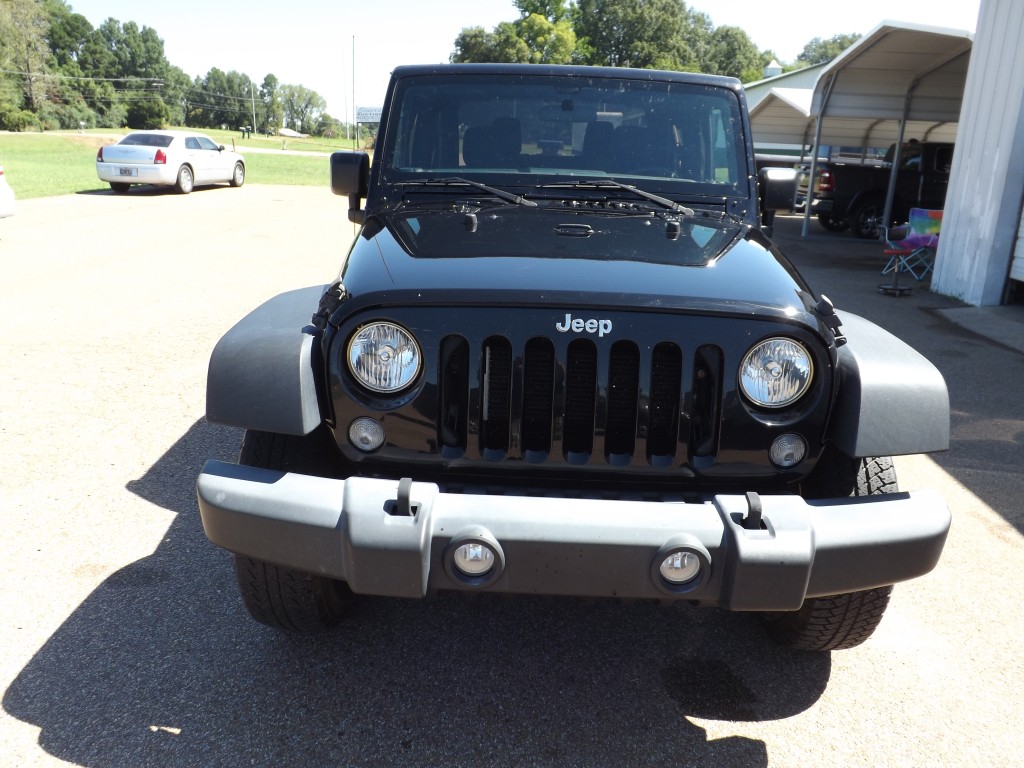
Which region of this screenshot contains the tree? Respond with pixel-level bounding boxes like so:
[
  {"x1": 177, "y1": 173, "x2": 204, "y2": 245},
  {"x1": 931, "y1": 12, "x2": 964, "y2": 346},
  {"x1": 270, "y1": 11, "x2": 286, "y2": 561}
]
[
  {"x1": 681, "y1": 6, "x2": 714, "y2": 71},
  {"x1": 706, "y1": 25, "x2": 763, "y2": 81},
  {"x1": 515, "y1": 0, "x2": 571, "y2": 23},
  {"x1": 188, "y1": 68, "x2": 255, "y2": 129},
  {"x1": 258, "y1": 73, "x2": 282, "y2": 135},
  {"x1": 517, "y1": 14, "x2": 576, "y2": 64},
  {"x1": 0, "y1": 0, "x2": 51, "y2": 112},
  {"x1": 797, "y1": 33, "x2": 860, "y2": 66},
  {"x1": 43, "y1": 0, "x2": 92, "y2": 68},
  {"x1": 124, "y1": 79, "x2": 169, "y2": 129},
  {"x1": 572, "y1": 0, "x2": 697, "y2": 71},
  {"x1": 279, "y1": 83, "x2": 327, "y2": 135},
  {"x1": 159, "y1": 65, "x2": 192, "y2": 126},
  {"x1": 451, "y1": 23, "x2": 530, "y2": 63}
]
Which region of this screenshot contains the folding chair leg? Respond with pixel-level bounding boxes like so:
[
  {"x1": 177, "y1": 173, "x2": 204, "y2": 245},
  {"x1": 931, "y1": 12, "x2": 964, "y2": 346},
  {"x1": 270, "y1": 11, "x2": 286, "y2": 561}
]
[
  {"x1": 904, "y1": 248, "x2": 935, "y2": 281},
  {"x1": 902, "y1": 255, "x2": 924, "y2": 280}
]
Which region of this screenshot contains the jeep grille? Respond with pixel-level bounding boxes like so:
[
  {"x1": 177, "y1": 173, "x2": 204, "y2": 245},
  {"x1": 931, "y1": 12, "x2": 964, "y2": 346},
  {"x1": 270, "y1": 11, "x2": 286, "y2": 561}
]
[{"x1": 438, "y1": 334, "x2": 723, "y2": 468}]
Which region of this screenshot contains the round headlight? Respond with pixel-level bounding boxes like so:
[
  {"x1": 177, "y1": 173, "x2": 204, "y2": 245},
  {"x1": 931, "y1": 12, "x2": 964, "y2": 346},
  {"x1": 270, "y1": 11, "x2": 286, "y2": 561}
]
[
  {"x1": 739, "y1": 338, "x2": 813, "y2": 408},
  {"x1": 347, "y1": 322, "x2": 421, "y2": 393}
]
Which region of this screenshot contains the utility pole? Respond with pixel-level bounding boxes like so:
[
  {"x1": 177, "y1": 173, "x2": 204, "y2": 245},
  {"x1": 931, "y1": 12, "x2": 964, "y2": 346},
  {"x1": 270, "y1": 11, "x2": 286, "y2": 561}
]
[
  {"x1": 250, "y1": 82, "x2": 257, "y2": 135},
  {"x1": 353, "y1": 35, "x2": 357, "y2": 149}
]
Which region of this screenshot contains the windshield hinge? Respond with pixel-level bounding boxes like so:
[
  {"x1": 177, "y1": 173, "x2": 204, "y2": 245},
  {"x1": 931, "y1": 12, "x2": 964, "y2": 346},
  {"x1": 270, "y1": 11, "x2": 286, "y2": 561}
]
[
  {"x1": 311, "y1": 280, "x2": 348, "y2": 330},
  {"x1": 815, "y1": 294, "x2": 846, "y2": 347}
]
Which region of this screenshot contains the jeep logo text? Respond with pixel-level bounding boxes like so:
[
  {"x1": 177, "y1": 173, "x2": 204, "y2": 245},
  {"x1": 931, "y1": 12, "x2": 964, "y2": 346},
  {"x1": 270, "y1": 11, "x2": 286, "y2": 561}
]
[{"x1": 555, "y1": 313, "x2": 613, "y2": 338}]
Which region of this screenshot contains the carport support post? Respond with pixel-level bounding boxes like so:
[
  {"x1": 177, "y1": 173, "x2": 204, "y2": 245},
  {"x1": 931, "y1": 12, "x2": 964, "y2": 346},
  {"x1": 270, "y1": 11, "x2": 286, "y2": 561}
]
[
  {"x1": 801, "y1": 115, "x2": 825, "y2": 238},
  {"x1": 882, "y1": 116, "x2": 909, "y2": 239},
  {"x1": 802, "y1": 72, "x2": 838, "y2": 238}
]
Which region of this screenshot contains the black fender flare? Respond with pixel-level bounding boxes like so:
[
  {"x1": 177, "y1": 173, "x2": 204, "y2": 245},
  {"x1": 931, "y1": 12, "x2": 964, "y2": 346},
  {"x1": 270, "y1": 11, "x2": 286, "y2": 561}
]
[
  {"x1": 829, "y1": 311, "x2": 949, "y2": 458},
  {"x1": 206, "y1": 285, "x2": 328, "y2": 435}
]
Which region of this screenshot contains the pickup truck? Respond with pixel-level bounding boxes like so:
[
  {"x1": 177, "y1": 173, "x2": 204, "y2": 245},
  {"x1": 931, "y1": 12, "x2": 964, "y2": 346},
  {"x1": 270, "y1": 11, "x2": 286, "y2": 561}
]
[
  {"x1": 196, "y1": 63, "x2": 950, "y2": 652},
  {"x1": 810, "y1": 142, "x2": 954, "y2": 238}
]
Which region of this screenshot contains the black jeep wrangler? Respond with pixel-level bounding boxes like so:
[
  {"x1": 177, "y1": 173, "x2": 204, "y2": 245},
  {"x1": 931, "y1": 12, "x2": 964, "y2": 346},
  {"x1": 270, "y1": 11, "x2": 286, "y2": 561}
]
[{"x1": 197, "y1": 64, "x2": 950, "y2": 651}]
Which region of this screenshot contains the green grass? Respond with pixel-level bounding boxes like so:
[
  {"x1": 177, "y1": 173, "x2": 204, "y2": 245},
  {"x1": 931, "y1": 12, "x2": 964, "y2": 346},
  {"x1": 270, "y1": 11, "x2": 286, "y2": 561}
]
[
  {"x1": 0, "y1": 129, "x2": 359, "y2": 199},
  {"x1": 244, "y1": 152, "x2": 329, "y2": 186},
  {"x1": 0, "y1": 133, "x2": 108, "y2": 198}
]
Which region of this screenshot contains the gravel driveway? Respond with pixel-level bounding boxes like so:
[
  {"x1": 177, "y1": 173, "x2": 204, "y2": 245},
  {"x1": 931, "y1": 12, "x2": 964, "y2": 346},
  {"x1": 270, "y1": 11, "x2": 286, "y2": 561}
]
[{"x1": 1, "y1": 187, "x2": 1021, "y2": 767}]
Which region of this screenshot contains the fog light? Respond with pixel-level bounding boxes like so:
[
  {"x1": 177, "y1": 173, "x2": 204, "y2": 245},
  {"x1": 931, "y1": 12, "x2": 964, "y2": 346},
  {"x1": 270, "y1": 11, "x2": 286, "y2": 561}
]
[
  {"x1": 349, "y1": 417, "x2": 385, "y2": 452},
  {"x1": 453, "y1": 542, "x2": 495, "y2": 576},
  {"x1": 769, "y1": 433, "x2": 806, "y2": 468},
  {"x1": 659, "y1": 551, "x2": 701, "y2": 584},
  {"x1": 652, "y1": 538, "x2": 711, "y2": 596}
]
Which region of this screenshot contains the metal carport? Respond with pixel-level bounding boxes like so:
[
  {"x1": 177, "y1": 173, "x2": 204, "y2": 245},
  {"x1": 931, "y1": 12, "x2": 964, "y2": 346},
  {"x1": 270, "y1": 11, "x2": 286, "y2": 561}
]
[
  {"x1": 789, "y1": 21, "x2": 973, "y2": 236},
  {"x1": 749, "y1": 87, "x2": 960, "y2": 150}
]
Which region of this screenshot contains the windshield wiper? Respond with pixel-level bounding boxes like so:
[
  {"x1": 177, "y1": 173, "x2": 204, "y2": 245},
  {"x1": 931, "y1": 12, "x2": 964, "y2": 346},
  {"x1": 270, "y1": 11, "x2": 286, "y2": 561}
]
[
  {"x1": 395, "y1": 177, "x2": 537, "y2": 207},
  {"x1": 539, "y1": 179, "x2": 694, "y2": 216}
]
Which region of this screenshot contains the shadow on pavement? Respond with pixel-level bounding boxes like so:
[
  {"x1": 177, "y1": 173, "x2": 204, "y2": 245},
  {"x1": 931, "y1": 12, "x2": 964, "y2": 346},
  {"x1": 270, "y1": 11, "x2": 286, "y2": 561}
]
[
  {"x1": 76, "y1": 185, "x2": 227, "y2": 197},
  {"x1": 4, "y1": 418, "x2": 831, "y2": 767}
]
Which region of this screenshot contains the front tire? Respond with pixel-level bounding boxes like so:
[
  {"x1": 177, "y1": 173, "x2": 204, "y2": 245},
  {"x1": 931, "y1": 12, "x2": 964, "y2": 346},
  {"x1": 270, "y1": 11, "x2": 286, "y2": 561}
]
[
  {"x1": 232, "y1": 428, "x2": 353, "y2": 632},
  {"x1": 175, "y1": 164, "x2": 194, "y2": 194},
  {"x1": 230, "y1": 161, "x2": 245, "y2": 187},
  {"x1": 233, "y1": 554, "x2": 353, "y2": 633},
  {"x1": 759, "y1": 448, "x2": 898, "y2": 651}
]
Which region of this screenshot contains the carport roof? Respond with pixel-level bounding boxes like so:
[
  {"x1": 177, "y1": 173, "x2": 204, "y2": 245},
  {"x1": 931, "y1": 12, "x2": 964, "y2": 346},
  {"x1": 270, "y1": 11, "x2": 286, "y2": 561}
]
[
  {"x1": 748, "y1": 87, "x2": 815, "y2": 146},
  {"x1": 748, "y1": 20, "x2": 972, "y2": 148}
]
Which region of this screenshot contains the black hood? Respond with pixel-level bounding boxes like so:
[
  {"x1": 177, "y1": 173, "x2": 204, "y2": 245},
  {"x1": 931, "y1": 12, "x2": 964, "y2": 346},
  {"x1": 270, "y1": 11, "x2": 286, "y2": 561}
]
[{"x1": 336, "y1": 206, "x2": 819, "y2": 325}]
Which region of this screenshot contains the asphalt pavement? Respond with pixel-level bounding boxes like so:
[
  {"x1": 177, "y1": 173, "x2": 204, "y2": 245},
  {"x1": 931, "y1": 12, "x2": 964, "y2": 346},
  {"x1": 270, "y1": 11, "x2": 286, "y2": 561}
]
[{"x1": 1, "y1": 189, "x2": 1022, "y2": 768}]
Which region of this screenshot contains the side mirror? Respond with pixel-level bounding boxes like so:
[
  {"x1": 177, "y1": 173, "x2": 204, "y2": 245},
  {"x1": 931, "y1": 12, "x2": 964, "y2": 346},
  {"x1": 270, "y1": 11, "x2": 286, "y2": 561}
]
[
  {"x1": 331, "y1": 151, "x2": 370, "y2": 224},
  {"x1": 758, "y1": 167, "x2": 798, "y2": 211},
  {"x1": 758, "y1": 167, "x2": 798, "y2": 236}
]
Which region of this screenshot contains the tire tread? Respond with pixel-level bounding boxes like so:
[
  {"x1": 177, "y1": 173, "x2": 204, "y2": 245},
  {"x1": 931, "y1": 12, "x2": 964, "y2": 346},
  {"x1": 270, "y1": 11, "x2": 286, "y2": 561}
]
[
  {"x1": 231, "y1": 428, "x2": 352, "y2": 633},
  {"x1": 760, "y1": 446, "x2": 899, "y2": 651}
]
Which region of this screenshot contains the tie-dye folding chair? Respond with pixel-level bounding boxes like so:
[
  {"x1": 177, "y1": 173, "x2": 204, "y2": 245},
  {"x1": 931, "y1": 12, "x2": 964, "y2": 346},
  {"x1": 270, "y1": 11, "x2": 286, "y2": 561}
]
[{"x1": 878, "y1": 208, "x2": 942, "y2": 296}]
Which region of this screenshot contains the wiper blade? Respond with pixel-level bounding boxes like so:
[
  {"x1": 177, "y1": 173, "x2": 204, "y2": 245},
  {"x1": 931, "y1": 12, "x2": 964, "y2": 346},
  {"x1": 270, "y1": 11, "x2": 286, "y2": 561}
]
[
  {"x1": 539, "y1": 179, "x2": 694, "y2": 216},
  {"x1": 395, "y1": 177, "x2": 537, "y2": 207}
]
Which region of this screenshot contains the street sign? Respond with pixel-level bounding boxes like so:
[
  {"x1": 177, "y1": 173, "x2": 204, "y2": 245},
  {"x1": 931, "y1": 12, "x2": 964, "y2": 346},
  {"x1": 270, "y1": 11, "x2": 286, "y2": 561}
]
[{"x1": 356, "y1": 106, "x2": 382, "y2": 122}]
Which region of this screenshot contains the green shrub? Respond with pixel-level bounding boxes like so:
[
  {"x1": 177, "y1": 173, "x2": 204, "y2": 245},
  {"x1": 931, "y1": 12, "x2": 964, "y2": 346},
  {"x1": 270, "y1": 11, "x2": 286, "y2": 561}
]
[{"x1": 0, "y1": 108, "x2": 42, "y2": 132}]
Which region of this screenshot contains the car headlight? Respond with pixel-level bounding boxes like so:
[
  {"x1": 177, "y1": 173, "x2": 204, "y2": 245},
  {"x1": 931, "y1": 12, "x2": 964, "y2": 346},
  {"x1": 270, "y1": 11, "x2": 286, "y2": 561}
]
[
  {"x1": 739, "y1": 337, "x2": 813, "y2": 408},
  {"x1": 347, "y1": 322, "x2": 421, "y2": 393}
]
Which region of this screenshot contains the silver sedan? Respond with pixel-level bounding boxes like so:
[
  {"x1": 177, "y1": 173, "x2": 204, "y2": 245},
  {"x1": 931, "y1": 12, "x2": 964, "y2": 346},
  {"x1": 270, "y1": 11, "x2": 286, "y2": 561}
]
[{"x1": 96, "y1": 130, "x2": 245, "y2": 194}]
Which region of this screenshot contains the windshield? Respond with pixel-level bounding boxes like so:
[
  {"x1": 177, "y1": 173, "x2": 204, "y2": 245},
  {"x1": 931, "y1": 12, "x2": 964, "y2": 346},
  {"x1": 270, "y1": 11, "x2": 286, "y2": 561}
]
[{"x1": 381, "y1": 72, "x2": 749, "y2": 200}]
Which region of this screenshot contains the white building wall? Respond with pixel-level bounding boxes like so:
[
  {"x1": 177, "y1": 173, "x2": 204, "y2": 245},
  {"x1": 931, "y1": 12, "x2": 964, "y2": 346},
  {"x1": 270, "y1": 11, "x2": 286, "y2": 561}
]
[{"x1": 932, "y1": 0, "x2": 1024, "y2": 305}]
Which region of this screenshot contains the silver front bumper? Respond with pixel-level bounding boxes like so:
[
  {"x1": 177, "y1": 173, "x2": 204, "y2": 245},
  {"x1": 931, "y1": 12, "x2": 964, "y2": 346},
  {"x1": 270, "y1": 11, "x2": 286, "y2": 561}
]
[{"x1": 197, "y1": 460, "x2": 950, "y2": 611}]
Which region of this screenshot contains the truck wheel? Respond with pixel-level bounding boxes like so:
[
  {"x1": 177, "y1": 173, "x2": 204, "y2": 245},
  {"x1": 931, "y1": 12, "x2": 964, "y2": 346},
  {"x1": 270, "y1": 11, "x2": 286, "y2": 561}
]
[
  {"x1": 109, "y1": 182, "x2": 131, "y2": 194},
  {"x1": 848, "y1": 199, "x2": 884, "y2": 239},
  {"x1": 817, "y1": 213, "x2": 849, "y2": 232},
  {"x1": 232, "y1": 428, "x2": 353, "y2": 632},
  {"x1": 759, "y1": 448, "x2": 898, "y2": 651}
]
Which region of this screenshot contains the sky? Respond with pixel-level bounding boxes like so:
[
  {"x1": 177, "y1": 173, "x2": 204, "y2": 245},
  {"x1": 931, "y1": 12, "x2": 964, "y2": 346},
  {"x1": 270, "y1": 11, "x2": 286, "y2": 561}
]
[{"x1": 66, "y1": 0, "x2": 982, "y2": 120}]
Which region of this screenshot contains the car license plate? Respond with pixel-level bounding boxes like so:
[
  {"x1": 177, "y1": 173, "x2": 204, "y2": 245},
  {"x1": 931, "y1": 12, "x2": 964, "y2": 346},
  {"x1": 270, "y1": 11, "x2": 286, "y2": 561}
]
[{"x1": 118, "y1": 167, "x2": 137, "y2": 177}]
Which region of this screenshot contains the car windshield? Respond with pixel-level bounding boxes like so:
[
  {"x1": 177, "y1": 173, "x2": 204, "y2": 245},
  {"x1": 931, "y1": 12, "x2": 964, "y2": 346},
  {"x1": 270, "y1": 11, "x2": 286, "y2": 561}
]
[
  {"x1": 381, "y1": 72, "x2": 749, "y2": 201},
  {"x1": 119, "y1": 133, "x2": 174, "y2": 148}
]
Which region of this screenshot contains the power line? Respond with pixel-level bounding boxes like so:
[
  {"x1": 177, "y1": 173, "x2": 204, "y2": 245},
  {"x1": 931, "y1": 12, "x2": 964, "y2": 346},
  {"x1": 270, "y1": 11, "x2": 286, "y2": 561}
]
[{"x1": 0, "y1": 68, "x2": 165, "y2": 82}]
